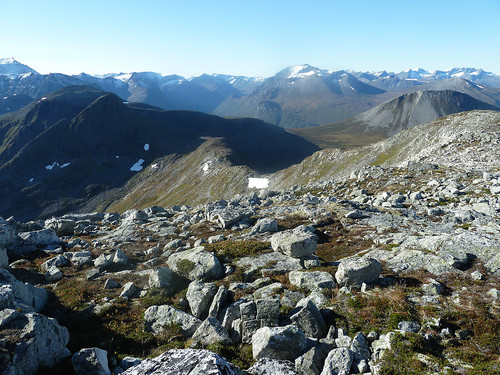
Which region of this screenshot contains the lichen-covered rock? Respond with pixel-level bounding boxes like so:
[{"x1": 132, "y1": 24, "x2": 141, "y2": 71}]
[
  {"x1": 335, "y1": 257, "x2": 382, "y2": 287},
  {"x1": 0, "y1": 268, "x2": 48, "y2": 312},
  {"x1": 144, "y1": 305, "x2": 201, "y2": 336},
  {"x1": 0, "y1": 218, "x2": 16, "y2": 247},
  {"x1": 290, "y1": 299, "x2": 327, "y2": 339},
  {"x1": 18, "y1": 228, "x2": 61, "y2": 247},
  {"x1": 289, "y1": 270, "x2": 335, "y2": 291},
  {"x1": 271, "y1": 229, "x2": 317, "y2": 258},
  {"x1": 122, "y1": 349, "x2": 238, "y2": 375},
  {"x1": 247, "y1": 358, "x2": 300, "y2": 375},
  {"x1": 186, "y1": 280, "x2": 218, "y2": 319},
  {"x1": 149, "y1": 267, "x2": 190, "y2": 296},
  {"x1": 45, "y1": 217, "x2": 77, "y2": 236},
  {"x1": 167, "y1": 247, "x2": 223, "y2": 280},
  {"x1": 320, "y1": 347, "x2": 353, "y2": 375},
  {"x1": 251, "y1": 218, "x2": 279, "y2": 234},
  {"x1": 0, "y1": 247, "x2": 9, "y2": 268},
  {"x1": 191, "y1": 317, "x2": 232, "y2": 345},
  {"x1": 252, "y1": 325, "x2": 307, "y2": 361},
  {"x1": 3, "y1": 312, "x2": 70, "y2": 375},
  {"x1": 72, "y1": 347, "x2": 111, "y2": 375}
]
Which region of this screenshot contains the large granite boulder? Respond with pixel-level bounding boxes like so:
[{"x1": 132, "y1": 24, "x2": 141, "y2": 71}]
[
  {"x1": 186, "y1": 280, "x2": 218, "y2": 319},
  {"x1": 122, "y1": 349, "x2": 238, "y2": 375},
  {"x1": 167, "y1": 247, "x2": 223, "y2": 280},
  {"x1": 2, "y1": 312, "x2": 70, "y2": 375},
  {"x1": 149, "y1": 267, "x2": 190, "y2": 296},
  {"x1": 271, "y1": 228, "x2": 317, "y2": 258},
  {"x1": 72, "y1": 347, "x2": 111, "y2": 375},
  {"x1": 247, "y1": 358, "x2": 300, "y2": 375},
  {"x1": 144, "y1": 305, "x2": 201, "y2": 336},
  {"x1": 252, "y1": 325, "x2": 307, "y2": 361},
  {"x1": 335, "y1": 257, "x2": 382, "y2": 287},
  {"x1": 289, "y1": 270, "x2": 336, "y2": 291},
  {"x1": 0, "y1": 269, "x2": 48, "y2": 312}
]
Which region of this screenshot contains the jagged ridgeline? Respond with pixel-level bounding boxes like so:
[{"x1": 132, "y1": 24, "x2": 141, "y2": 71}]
[{"x1": 0, "y1": 86, "x2": 319, "y2": 220}]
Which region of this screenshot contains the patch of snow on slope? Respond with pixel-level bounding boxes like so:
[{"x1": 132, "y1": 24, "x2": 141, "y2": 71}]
[
  {"x1": 248, "y1": 178, "x2": 269, "y2": 189},
  {"x1": 29, "y1": 178, "x2": 34, "y2": 183},
  {"x1": 202, "y1": 161, "x2": 212, "y2": 174},
  {"x1": 60, "y1": 162, "x2": 71, "y2": 168},
  {"x1": 130, "y1": 159, "x2": 145, "y2": 172},
  {"x1": 45, "y1": 162, "x2": 59, "y2": 170},
  {"x1": 144, "y1": 143, "x2": 150, "y2": 151}
]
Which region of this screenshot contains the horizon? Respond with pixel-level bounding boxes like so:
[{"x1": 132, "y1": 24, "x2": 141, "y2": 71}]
[
  {"x1": 1, "y1": 0, "x2": 499, "y2": 78},
  {"x1": 2, "y1": 57, "x2": 499, "y2": 79}
]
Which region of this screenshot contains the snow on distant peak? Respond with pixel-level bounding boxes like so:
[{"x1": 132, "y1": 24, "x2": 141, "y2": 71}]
[
  {"x1": 0, "y1": 57, "x2": 38, "y2": 76},
  {"x1": 144, "y1": 143, "x2": 150, "y2": 151},
  {"x1": 0, "y1": 57, "x2": 16, "y2": 64}
]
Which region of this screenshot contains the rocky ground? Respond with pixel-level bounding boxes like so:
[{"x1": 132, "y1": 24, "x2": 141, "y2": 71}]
[{"x1": 0, "y1": 155, "x2": 499, "y2": 374}]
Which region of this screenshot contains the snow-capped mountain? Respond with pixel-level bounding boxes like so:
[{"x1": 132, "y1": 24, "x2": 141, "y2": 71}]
[
  {"x1": 0, "y1": 57, "x2": 38, "y2": 76},
  {"x1": 1, "y1": 58, "x2": 499, "y2": 128}
]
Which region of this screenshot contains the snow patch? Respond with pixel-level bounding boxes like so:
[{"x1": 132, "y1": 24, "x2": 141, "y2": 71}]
[
  {"x1": 144, "y1": 143, "x2": 150, "y2": 151},
  {"x1": 29, "y1": 178, "x2": 34, "y2": 183},
  {"x1": 116, "y1": 156, "x2": 120, "y2": 159},
  {"x1": 130, "y1": 159, "x2": 145, "y2": 172},
  {"x1": 202, "y1": 161, "x2": 212, "y2": 174},
  {"x1": 45, "y1": 162, "x2": 59, "y2": 170},
  {"x1": 151, "y1": 163, "x2": 159, "y2": 169},
  {"x1": 60, "y1": 162, "x2": 71, "y2": 168},
  {"x1": 248, "y1": 178, "x2": 269, "y2": 189}
]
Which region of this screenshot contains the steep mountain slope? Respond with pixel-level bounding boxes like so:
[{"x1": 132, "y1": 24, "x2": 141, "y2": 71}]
[
  {"x1": 213, "y1": 65, "x2": 394, "y2": 129},
  {"x1": 0, "y1": 86, "x2": 319, "y2": 220},
  {"x1": 291, "y1": 90, "x2": 499, "y2": 148},
  {"x1": 273, "y1": 110, "x2": 500, "y2": 189}
]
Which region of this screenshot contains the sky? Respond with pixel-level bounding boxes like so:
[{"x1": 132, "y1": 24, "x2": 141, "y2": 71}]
[{"x1": 1, "y1": 0, "x2": 499, "y2": 77}]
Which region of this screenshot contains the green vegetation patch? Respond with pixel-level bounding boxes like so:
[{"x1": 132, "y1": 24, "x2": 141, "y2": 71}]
[{"x1": 205, "y1": 240, "x2": 271, "y2": 262}]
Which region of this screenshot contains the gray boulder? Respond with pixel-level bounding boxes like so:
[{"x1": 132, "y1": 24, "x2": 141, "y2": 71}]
[
  {"x1": 186, "y1": 280, "x2": 218, "y2": 319},
  {"x1": 251, "y1": 218, "x2": 279, "y2": 234},
  {"x1": 121, "y1": 349, "x2": 238, "y2": 375},
  {"x1": 45, "y1": 218, "x2": 77, "y2": 236},
  {"x1": 208, "y1": 286, "x2": 229, "y2": 320},
  {"x1": 18, "y1": 228, "x2": 60, "y2": 247},
  {"x1": 295, "y1": 340, "x2": 336, "y2": 375},
  {"x1": 290, "y1": 299, "x2": 327, "y2": 339},
  {"x1": 40, "y1": 254, "x2": 69, "y2": 272},
  {"x1": 289, "y1": 270, "x2": 336, "y2": 292},
  {"x1": 350, "y1": 333, "x2": 370, "y2": 370},
  {"x1": 119, "y1": 282, "x2": 140, "y2": 299},
  {"x1": 252, "y1": 325, "x2": 307, "y2": 361},
  {"x1": 191, "y1": 317, "x2": 232, "y2": 345},
  {"x1": 0, "y1": 269, "x2": 48, "y2": 312},
  {"x1": 247, "y1": 358, "x2": 300, "y2": 375},
  {"x1": 167, "y1": 247, "x2": 223, "y2": 280},
  {"x1": 65, "y1": 251, "x2": 93, "y2": 268},
  {"x1": 144, "y1": 305, "x2": 201, "y2": 336},
  {"x1": 271, "y1": 229, "x2": 317, "y2": 258},
  {"x1": 149, "y1": 267, "x2": 190, "y2": 296},
  {"x1": 72, "y1": 347, "x2": 111, "y2": 375},
  {"x1": 3, "y1": 312, "x2": 70, "y2": 375},
  {"x1": 320, "y1": 347, "x2": 353, "y2": 375},
  {"x1": 335, "y1": 258, "x2": 382, "y2": 287}
]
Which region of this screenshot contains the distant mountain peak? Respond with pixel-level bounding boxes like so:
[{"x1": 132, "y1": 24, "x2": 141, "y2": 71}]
[{"x1": 0, "y1": 57, "x2": 38, "y2": 76}]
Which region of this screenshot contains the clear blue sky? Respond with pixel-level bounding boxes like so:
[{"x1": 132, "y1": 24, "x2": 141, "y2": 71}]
[{"x1": 1, "y1": 0, "x2": 499, "y2": 77}]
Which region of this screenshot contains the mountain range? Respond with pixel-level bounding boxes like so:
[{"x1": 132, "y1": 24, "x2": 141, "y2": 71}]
[
  {"x1": 0, "y1": 86, "x2": 319, "y2": 220},
  {"x1": 1, "y1": 58, "x2": 500, "y2": 128}
]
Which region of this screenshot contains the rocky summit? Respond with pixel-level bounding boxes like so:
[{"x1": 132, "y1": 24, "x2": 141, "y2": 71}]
[{"x1": 0, "y1": 110, "x2": 499, "y2": 374}]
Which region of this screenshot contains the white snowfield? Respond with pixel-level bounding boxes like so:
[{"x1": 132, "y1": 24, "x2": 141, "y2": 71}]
[{"x1": 248, "y1": 177, "x2": 269, "y2": 189}]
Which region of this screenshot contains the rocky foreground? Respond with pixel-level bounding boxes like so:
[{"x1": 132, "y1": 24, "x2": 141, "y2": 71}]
[{"x1": 0, "y1": 155, "x2": 499, "y2": 375}]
